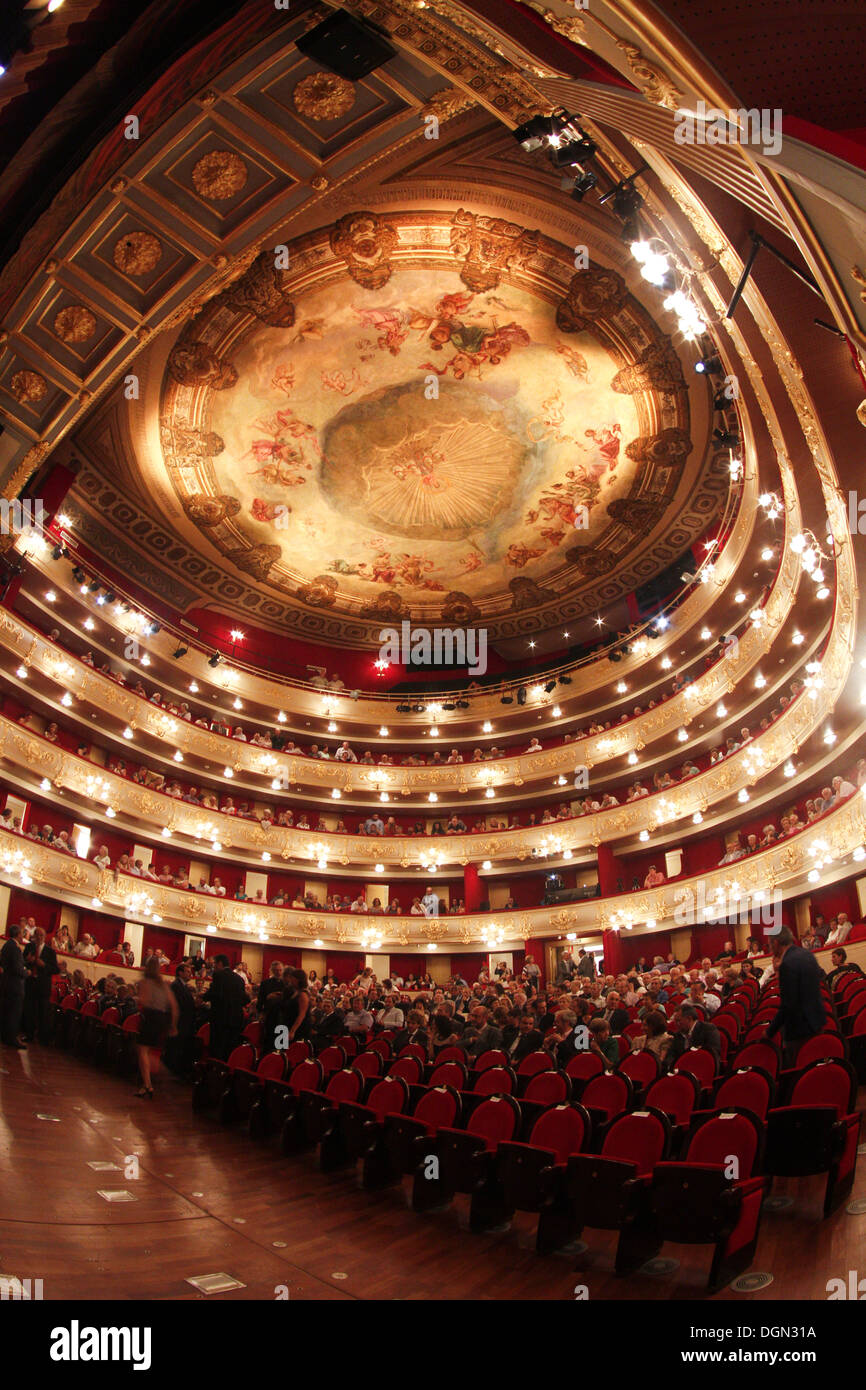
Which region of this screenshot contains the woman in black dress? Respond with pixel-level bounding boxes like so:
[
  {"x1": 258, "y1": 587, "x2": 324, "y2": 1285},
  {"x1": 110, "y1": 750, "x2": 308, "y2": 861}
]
[
  {"x1": 135, "y1": 958, "x2": 178, "y2": 1097},
  {"x1": 284, "y1": 968, "x2": 311, "y2": 1045}
]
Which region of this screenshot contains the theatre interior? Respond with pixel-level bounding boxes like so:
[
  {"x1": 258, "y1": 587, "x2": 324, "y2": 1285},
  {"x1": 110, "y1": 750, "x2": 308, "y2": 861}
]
[{"x1": 0, "y1": 0, "x2": 865, "y2": 1304}]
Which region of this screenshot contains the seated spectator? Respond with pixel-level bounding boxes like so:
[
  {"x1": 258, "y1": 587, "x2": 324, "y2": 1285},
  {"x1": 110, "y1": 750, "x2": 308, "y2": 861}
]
[
  {"x1": 525, "y1": 738, "x2": 542, "y2": 754},
  {"x1": 631, "y1": 1010, "x2": 673, "y2": 1065},
  {"x1": 588, "y1": 1017, "x2": 619, "y2": 1069},
  {"x1": 344, "y1": 994, "x2": 373, "y2": 1033},
  {"x1": 362, "y1": 814, "x2": 385, "y2": 836},
  {"x1": 714, "y1": 939, "x2": 736, "y2": 961},
  {"x1": 92, "y1": 845, "x2": 112, "y2": 870},
  {"x1": 52, "y1": 924, "x2": 72, "y2": 954},
  {"x1": 644, "y1": 865, "x2": 665, "y2": 889},
  {"x1": 119, "y1": 941, "x2": 135, "y2": 967},
  {"x1": 826, "y1": 913, "x2": 853, "y2": 947},
  {"x1": 334, "y1": 741, "x2": 357, "y2": 762},
  {"x1": 74, "y1": 933, "x2": 100, "y2": 959}
]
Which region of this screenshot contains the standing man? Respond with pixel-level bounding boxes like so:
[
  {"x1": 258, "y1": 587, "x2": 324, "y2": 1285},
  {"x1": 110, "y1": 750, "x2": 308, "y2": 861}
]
[
  {"x1": 0, "y1": 924, "x2": 27, "y2": 1048},
  {"x1": 22, "y1": 927, "x2": 58, "y2": 1043},
  {"x1": 421, "y1": 885, "x2": 440, "y2": 917},
  {"x1": 556, "y1": 949, "x2": 575, "y2": 984},
  {"x1": 765, "y1": 926, "x2": 826, "y2": 1064},
  {"x1": 166, "y1": 962, "x2": 196, "y2": 1077},
  {"x1": 204, "y1": 954, "x2": 246, "y2": 1061},
  {"x1": 577, "y1": 948, "x2": 596, "y2": 981}
]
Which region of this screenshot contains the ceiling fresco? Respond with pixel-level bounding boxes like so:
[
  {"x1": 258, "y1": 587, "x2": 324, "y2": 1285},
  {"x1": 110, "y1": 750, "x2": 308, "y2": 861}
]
[{"x1": 156, "y1": 211, "x2": 708, "y2": 636}]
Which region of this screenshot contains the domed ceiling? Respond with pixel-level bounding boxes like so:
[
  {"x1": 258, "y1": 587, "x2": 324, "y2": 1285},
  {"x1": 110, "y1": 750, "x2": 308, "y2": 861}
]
[{"x1": 156, "y1": 210, "x2": 716, "y2": 638}]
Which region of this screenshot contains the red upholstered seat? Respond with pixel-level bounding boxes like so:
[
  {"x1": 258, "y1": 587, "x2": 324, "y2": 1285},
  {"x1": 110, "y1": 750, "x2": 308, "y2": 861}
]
[
  {"x1": 331, "y1": 1075, "x2": 412, "y2": 1174},
  {"x1": 765, "y1": 1059, "x2": 862, "y2": 1216},
  {"x1": 434, "y1": 1046, "x2": 466, "y2": 1064},
  {"x1": 381, "y1": 1086, "x2": 463, "y2": 1192},
  {"x1": 429, "y1": 1059, "x2": 468, "y2": 1089},
  {"x1": 564, "y1": 1109, "x2": 673, "y2": 1274},
  {"x1": 227, "y1": 1043, "x2": 256, "y2": 1072},
  {"x1": 617, "y1": 1049, "x2": 660, "y2": 1091},
  {"x1": 472, "y1": 1065, "x2": 516, "y2": 1096},
  {"x1": 318, "y1": 1045, "x2": 347, "y2": 1077},
  {"x1": 398, "y1": 1043, "x2": 427, "y2": 1063},
  {"x1": 432, "y1": 1095, "x2": 523, "y2": 1223},
  {"x1": 351, "y1": 1050, "x2": 382, "y2": 1080},
  {"x1": 122, "y1": 1012, "x2": 140, "y2": 1032},
  {"x1": 256, "y1": 1051, "x2": 288, "y2": 1083},
  {"x1": 648, "y1": 1110, "x2": 768, "y2": 1291},
  {"x1": 580, "y1": 1071, "x2": 632, "y2": 1125},
  {"x1": 387, "y1": 1055, "x2": 424, "y2": 1085},
  {"x1": 365, "y1": 1036, "x2": 392, "y2": 1061},
  {"x1": 793, "y1": 1032, "x2": 846, "y2": 1068},
  {"x1": 711, "y1": 1067, "x2": 774, "y2": 1121},
  {"x1": 523, "y1": 1069, "x2": 572, "y2": 1107},
  {"x1": 673, "y1": 1046, "x2": 717, "y2": 1089},
  {"x1": 494, "y1": 1103, "x2": 592, "y2": 1251},
  {"x1": 475, "y1": 1049, "x2": 508, "y2": 1073},
  {"x1": 284, "y1": 1040, "x2": 312, "y2": 1069},
  {"x1": 645, "y1": 1072, "x2": 701, "y2": 1128},
  {"x1": 565, "y1": 1052, "x2": 604, "y2": 1084},
  {"x1": 289, "y1": 1057, "x2": 325, "y2": 1095},
  {"x1": 99, "y1": 1007, "x2": 120, "y2": 1027},
  {"x1": 517, "y1": 1050, "x2": 555, "y2": 1077}
]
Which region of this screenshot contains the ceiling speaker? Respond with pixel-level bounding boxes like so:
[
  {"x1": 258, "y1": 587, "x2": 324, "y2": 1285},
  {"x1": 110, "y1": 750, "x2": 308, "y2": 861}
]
[{"x1": 296, "y1": 10, "x2": 396, "y2": 80}]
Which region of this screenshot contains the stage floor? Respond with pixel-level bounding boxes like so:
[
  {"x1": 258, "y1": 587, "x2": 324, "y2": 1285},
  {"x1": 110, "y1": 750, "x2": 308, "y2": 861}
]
[{"x1": 0, "y1": 1044, "x2": 863, "y2": 1301}]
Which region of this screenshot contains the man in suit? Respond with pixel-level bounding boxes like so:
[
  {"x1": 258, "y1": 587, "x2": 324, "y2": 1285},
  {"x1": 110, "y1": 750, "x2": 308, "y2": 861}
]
[
  {"x1": 0, "y1": 924, "x2": 27, "y2": 1048},
  {"x1": 166, "y1": 962, "x2": 197, "y2": 1076},
  {"x1": 204, "y1": 954, "x2": 246, "y2": 1061},
  {"x1": 556, "y1": 950, "x2": 575, "y2": 985},
  {"x1": 576, "y1": 949, "x2": 596, "y2": 981},
  {"x1": 462, "y1": 1005, "x2": 503, "y2": 1059},
  {"x1": 22, "y1": 927, "x2": 58, "y2": 1043},
  {"x1": 765, "y1": 926, "x2": 826, "y2": 1064},
  {"x1": 504, "y1": 1012, "x2": 544, "y2": 1064},
  {"x1": 666, "y1": 1003, "x2": 721, "y2": 1072}
]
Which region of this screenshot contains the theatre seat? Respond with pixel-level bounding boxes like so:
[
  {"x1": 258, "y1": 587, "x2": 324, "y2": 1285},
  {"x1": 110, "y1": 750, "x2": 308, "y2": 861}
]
[
  {"x1": 617, "y1": 1049, "x2": 660, "y2": 1100},
  {"x1": 565, "y1": 1052, "x2": 605, "y2": 1093},
  {"x1": 251, "y1": 1056, "x2": 322, "y2": 1144},
  {"x1": 580, "y1": 1071, "x2": 633, "y2": 1133},
  {"x1": 647, "y1": 1111, "x2": 768, "y2": 1292},
  {"x1": 351, "y1": 1050, "x2": 382, "y2": 1081},
  {"x1": 387, "y1": 1055, "x2": 424, "y2": 1086},
  {"x1": 326, "y1": 1074, "x2": 411, "y2": 1175},
  {"x1": 193, "y1": 1043, "x2": 256, "y2": 1113},
  {"x1": 672, "y1": 1046, "x2": 717, "y2": 1097},
  {"x1": 764, "y1": 1059, "x2": 861, "y2": 1216},
  {"x1": 307, "y1": 1068, "x2": 366, "y2": 1161},
  {"x1": 471, "y1": 1065, "x2": 516, "y2": 1097},
  {"x1": 707, "y1": 1066, "x2": 775, "y2": 1122},
  {"x1": 428, "y1": 1059, "x2": 468, "y2": 1090},
  {"x1": 495, "y1": 1103, "x2": 592, "y2": 1252},
  {"x1": 475, "y1": 1049, "x2": 508, "y2": 1073},
  {"x1": 317, "y1": 1044, "x2": 348, "y2": 1078},
  {"x1": 432, "y1": 1094, "x2": 523, "y2": 1228},
  {"x1": 522, "y1": 1069, "x2": 572, "y2": 1108},
  {"x1": 382, "y1": 1086, "x2": 463, "y2": 1196},
  {"x1": 224, "y1": 1050, "x2": 288, "y2": 1129},
  {"x1": 398, "y1": 1043, "x2": 427, "y2": 1063},
  {"x1": 565, "y1": 1109, "x2": 673, "y2": 1274},
  {"x1": 644, "y1": 1072, "x2": 701, "y2": 1145},
  {"x1": 730, "y1": 1040, "x2": 782, "y2": 1078}
]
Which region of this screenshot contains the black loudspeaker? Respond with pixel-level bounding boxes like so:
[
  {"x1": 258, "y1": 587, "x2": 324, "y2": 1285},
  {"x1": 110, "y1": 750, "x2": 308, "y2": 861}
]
[{"x1": 296, "y1": 10, "x2": 396, "y2": 80}]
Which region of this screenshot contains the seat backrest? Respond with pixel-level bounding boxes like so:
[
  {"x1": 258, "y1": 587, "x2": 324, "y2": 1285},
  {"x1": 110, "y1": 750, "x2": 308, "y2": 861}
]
[
  {"x1": 565, "y1": 1052, "x2": 604, "y2": 1082},
  {"x1": 61, "y1": 995, "x2": 79, "y2": 1011},
  {"x1": 122, "y1": 1012, "x2": 140, "y2": 1033},
  {"x1": 398, "y1": 1043, "x2": 427, "y2": 1063},
  {"x1": 100, "y1": 1007, "x2": 120, "y2": 1027},
  {"x1": 581, "y1": 1072, "x2": 632, "y2": 1121},
  {"x1": 256, "y1": 1051, "x2": 288, "y2": 1082},
  {"x1": 673, "y1": 1047, "x2": 717, "y2": 1086},
  {"x1": 289, "y1": 1057, "x2": 324, "y2": 1094},
  {"x1": 529, "y1": 1104, "x2": 588, "y2": 1162},
  {"x1": 367, "y1": 1075, "x2": 409, "y2": 1123},
  {"x1": 324, "y1": 1067, "x2": 363, "y2": 1104},
  {"x1": 794, "y1": 1033, "x2": 846, "y2": 1067},
  {"x1": 601, "y1": 1110, "x2": 669, "y2": 1171},
  {"x1": 81, "y1": 1000, "x2": 98, "y2": 1017},
  {"x1": 242, "y1": 1020, "x2": 261, "y2": 1049},
  {"x1": 617, "y1": 1050, "x2": 660, "y2": 1087},
  {"x1": 365, "y1": 1036, "x2": 392, "y2": 1061},
  {"x1": 227, "y1": 1043, "x2": 256, "y2": 1071},
  {"x1": 714, "y1": 1014, "x2": 739, "y2": 1042},
  {"x1": 789, "y1": 1059, "x2": 856, "y2": 1116},
  {"x1": 523, "y1": 1069, "x2": 572, "y2": 1106},
  {"x1": 284, "y1": 1040, "x2": 312, "y2": 1069},
  {"x1": 517, "y1": 1050, "x2": 555, "y2": 1077},
  {"x1": 387, "y1": 1055, "x2": 423, "y2": 1085},
  {"x1": 851, "y1": 1009, "x2": 866, "y2": 1037},
  {"x1": 724, "y1": 999, "x2": 747, "y2": 1024},
  {"x1": 196, "y1": 1023, "x2": 210, "y2": 1046},
  {"x1": 466, "y1": 1094, "x2": 521, "y2": 1150},
  {"x1": 413, "y1": 1085, "x2": 461, "y2": 1130},
  {"x1": 713, "y1": 1067, "x2": 773, "y2": 1120},
  {"x1": 475, "y1": 1049, "x2": 508, "y2": 1073},
  {"x1": 336, "y1": 1033, "x2": 358, "y2": 1057},
  {"x1": 686, "y1": 1111, "x2": 761, "y2": 1176},
  {"x1": 473, "y1": 1066, "x2": 515, "y2": 1096},
  {"x1": 351, "y1": 1050, "x2": 382, "y2": 1079},
  {"x1": 731, "y1": 1041, "x2": 780, "y2": 1078},
  {"x1": 428, "y1": 1060, "x2": 468, "y2": 1089},
  {"x1": 622, "y1": 1022, "x2": 645, "y2": 1038},
  {"x1": 318, "y1": 1044, "x2": 347, "y2": 1076},
  {"x1": 644, "y1": 1072, "x2": 700, "y2": 1125}
]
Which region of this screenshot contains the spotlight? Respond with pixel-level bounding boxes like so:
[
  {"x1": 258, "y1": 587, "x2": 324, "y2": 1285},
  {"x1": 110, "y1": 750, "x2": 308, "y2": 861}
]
[
  {"x1": 147, "y1": 621, "x2": 160, "y2": 636},
  {"x1": 570, "y1": 171, "x2": 598, "y2": 202},
  {"x1": 695, "y1": 354, "x2": 722, "y2": 375},
  {"x1": 513, "y1": 112, "x2": 568, "y2": 152},
  {"x1": 105, "y1": 591, "x2": 116, "y2": 603},
  {"x1": 208, "y1": 653, "x2": 221, "y2": 668},
  {"x1": 558, "y1": 675, "x2": 572, "y2": 686},
  {"x1": 713, "y1": 428, "x2": 740, "y2": 449},
  {"x1": 72, "y1": 567, "x2": 86, "y2": 583},
  {"x1": 456, "y1": 699, "x2": 470, "y2": 710},
  {"x1": 516, "y1": 687, "x2": 527, "y2": 706},
  {"x1": 544, "y1": 680, "x2": 556, "y2": 694},
  {"x1": 51, "y1": 545, "x2": 65, "y2": 560},
  {"x1": 500, "y1": 695, "x2": 513, "y2": 705},
  {"x1": 88, "y1": 580, "x2": 100, "y2": 593},
  {"x1": 619, "y1": 214, "x2": 642, "y2": 244},
  {"x1": 552, "y1": 136, "x2": 597, "y2": 168},
  {"x1": 395, "y1": 703, "x2": 411, "y2": 713},
  {"x1": 172, "y1": 646, "x2": 188, "y2": 659}
]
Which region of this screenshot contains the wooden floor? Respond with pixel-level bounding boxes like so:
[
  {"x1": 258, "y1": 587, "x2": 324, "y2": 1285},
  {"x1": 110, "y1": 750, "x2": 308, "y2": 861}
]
[{"x1": 0, "y1": 1044, "x2": 864, "y2": 1302}]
